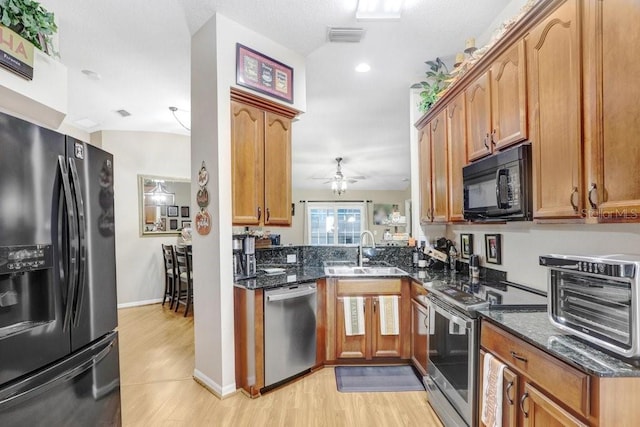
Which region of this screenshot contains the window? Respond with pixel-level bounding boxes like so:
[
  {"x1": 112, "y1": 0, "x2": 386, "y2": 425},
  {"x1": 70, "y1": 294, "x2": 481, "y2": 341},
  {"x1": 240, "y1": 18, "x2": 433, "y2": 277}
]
[{"x1": 307, "y1": 203, "x2": 365, "y2": 245}]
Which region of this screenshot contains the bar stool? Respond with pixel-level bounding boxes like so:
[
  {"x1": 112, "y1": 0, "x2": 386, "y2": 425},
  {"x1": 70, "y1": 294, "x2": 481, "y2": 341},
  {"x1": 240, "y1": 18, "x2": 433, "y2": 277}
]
[
  {"x1": 161, "y1": 244, "x2": 177, "y2": 308},
  {"x1": 174, "y1": 245, "x2": 193, "y2": 316}
]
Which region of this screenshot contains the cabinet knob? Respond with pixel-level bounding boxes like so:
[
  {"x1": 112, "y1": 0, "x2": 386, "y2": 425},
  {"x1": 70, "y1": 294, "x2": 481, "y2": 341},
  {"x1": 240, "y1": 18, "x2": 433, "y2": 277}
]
[
  {"x1": 588, "y1": 183, "x2": 598, "y2": 209},
  {"x1": 266, "y1": 207, "x2": 271, "y2": 222},
  {"x1": 520, "y1": 391, "x2": 529, "y2": 418},
  {"x1": 491, "y1": 129, "x2": 497, "y2": 146},
  {"x1": 510, "y1": 350, "x2": 528, "y2": 363},
  {"x1": 570, "y1": 187, "x2": 579, "y2": 213},
  {"x1": 257, "y1": 206, "x2": 262, "y2": 221},
  {"x1": 483, "y1": 134, "x2": 490, "y2": 150},
  {"x1": 505, "y1": 381, "x2": 515, "y2": 405}
]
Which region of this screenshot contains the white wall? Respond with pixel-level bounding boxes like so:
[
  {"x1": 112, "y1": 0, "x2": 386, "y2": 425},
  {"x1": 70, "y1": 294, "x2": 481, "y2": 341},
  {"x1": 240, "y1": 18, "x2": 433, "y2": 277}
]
[
  {"x1": 191, "y1": 13, "x2": 306, "y2": 397},
  {"x1": 447, "y1": 223, "x2": 640, "y2": 292},
  {"x1": 97, "y1": 130, "x2": 190, "y2": 306}
]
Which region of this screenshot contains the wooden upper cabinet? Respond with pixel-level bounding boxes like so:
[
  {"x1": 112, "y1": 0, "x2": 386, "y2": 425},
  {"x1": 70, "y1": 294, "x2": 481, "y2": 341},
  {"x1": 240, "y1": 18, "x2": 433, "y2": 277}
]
[
  {"x1": 465, "y1": 71, "x2": 493, "y2": 161},
  {"x1": 491, "y1": 39, "x2": 527, "y2": 150},
  {"x1": 230, "y1": 88, "x2": 298, "y2": 227},
  {"x1": 431, "y1": 110, "x2": 449, "y2": 222},
  {"x1": 263, "y1": 112, "x2": 292, "y2": 225},
  {"x1": 447, "y1": 93, "x2": 467, "y2": 222},
  {"x1": 527, "y1": 0, "x2": 583, "y2": 219},
  {"x1": 418, "y1": 125, "x2": 433, "y2": 223},
  {"x1": 231, "y1": 100, "x2": 264, "y2": 225},
  {"x1": 583, "y1": 0, "x2": 640, "y2": 219}
]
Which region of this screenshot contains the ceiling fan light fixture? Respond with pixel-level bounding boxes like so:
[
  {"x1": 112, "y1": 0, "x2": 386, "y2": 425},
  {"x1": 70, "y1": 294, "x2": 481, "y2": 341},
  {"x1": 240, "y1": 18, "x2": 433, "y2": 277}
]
[{"x1": 331, "y1": 157, "x2": 348, "y2": 195}]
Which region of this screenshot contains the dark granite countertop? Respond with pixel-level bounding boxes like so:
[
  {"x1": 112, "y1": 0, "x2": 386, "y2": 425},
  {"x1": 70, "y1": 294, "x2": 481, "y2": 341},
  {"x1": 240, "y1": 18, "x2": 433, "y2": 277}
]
[
  {"x1": 234, "y1": 267, "x2": 326, "y2": 290},
  {"x1": 480, "y1": 309, "x2": 640, "y2": 378}
]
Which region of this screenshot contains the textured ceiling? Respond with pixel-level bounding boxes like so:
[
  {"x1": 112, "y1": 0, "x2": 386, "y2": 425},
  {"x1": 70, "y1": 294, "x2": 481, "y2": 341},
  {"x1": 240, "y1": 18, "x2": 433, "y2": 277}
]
[{"x1": 38, "y1": 0, "x2": 511, "y2": 190}]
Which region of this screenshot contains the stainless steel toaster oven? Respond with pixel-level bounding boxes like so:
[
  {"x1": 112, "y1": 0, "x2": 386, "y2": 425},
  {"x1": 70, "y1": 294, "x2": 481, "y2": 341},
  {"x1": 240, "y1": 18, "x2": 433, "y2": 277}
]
[{"x1": 539, "y1": 254, "x2": 640, "y2": 359}]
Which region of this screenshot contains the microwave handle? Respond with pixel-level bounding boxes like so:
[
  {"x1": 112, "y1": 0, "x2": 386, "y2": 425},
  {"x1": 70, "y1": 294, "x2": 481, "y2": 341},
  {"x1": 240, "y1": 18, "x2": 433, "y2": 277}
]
[{"x1": 496, "y1": 168, "x2": 509, "y2": 209}]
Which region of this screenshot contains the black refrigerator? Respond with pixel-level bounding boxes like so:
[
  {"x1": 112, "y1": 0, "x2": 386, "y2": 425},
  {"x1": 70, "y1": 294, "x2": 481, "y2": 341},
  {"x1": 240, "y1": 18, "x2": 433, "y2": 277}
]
[{"x1": 0, "y1": 111, "x2": 121, "y2": 425}]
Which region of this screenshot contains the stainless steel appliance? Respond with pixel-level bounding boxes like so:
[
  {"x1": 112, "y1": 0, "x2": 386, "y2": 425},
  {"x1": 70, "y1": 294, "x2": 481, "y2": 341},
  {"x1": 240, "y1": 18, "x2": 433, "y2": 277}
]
[
  {"x1": 463, "y1": 142, "x2": 532, "y2": 221},
  {"x1": 232, "y1": 235, "x2": 257, "y2": 280},
  {"x1": 540, "y1": 254, "x2": 640, "y2": 359},
  {"x1": 423, "y1": 277, "x2": 546, "y2": 427},
  {"x1": 0, "y1": 111, "x2": 120, "y2": 425},
  {"x1": 264, "y1": 282, "x2": 317, "y2": 387}
]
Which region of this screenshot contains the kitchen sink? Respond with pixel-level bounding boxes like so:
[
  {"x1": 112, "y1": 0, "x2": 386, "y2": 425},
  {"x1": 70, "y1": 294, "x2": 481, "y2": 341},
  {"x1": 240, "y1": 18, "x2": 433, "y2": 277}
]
[{"x1": 323, "y1": 266, "x2": 408, "y2": 277}]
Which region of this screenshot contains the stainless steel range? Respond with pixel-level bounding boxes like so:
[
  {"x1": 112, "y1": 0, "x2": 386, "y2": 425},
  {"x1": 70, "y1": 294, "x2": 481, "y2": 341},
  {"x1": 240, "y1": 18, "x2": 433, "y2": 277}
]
[{"x1": 422, "y1": 276, "x2": 546, "y2": 427}]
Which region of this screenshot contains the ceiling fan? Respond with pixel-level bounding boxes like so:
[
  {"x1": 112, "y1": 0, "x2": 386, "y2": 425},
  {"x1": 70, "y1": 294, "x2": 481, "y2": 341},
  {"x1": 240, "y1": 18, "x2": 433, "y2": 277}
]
[{"x1": 313, "y1": 157, "x2": 365, "y2": 195}]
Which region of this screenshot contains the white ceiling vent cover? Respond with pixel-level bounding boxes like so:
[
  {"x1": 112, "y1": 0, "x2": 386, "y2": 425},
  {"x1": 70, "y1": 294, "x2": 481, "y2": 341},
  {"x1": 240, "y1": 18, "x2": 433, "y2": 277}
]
[{"x1": 327, "y1": 27, "x2": 365, "y2": 43}]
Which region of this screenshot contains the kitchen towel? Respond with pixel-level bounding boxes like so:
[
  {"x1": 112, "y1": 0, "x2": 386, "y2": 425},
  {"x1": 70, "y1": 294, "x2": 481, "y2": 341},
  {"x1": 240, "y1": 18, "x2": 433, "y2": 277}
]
[
  {"x1": 481, "y1": 353, "x2": 506, "y2": 427},
  {"x1": 378, "y1": 295, "x2": 399, "y2": 335},
  {"x1": 343, "y1": 296, "x2": 365, "y2": 336}
]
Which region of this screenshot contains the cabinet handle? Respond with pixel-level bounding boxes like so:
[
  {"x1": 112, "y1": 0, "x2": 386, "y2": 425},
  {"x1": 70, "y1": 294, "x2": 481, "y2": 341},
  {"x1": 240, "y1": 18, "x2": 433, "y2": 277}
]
[
  {"x1": 373, "y1": 299, "x2": 377, "y2": 313},
  {"x1": 266, "y1": 207, "x2": 271, "y2": 222},
  {"x1": 491, "y1": 129, "x2": 497, "y2": 145},
  {"x1": 588, "y1": 183, "x2": 598, "y2": 209},
  {"x1": 570, "y1": 187, "x2": 579, "y2": 213},
  {"x1": 520, "y1": 392, "x2": 529, "y2": 418},
  {"x1": 510, "y1": 351, "x2": 528, "y2": 363},
  {"x1": 257, "y1": 207, "x2": 262, "y2": 221},
  {"x1": 483, "y1": 134, "x2": 489, "y2": 150},
  {"x1": 505, "y1": 381, "x2": 514, "y2": 405}
]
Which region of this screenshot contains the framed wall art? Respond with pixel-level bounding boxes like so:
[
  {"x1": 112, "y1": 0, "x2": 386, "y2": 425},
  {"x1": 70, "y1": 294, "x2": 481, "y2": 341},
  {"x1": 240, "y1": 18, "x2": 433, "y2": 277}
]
[
  {"x1": 460, "y1": 234, "x2": 473, "y2": 259},
  {"x1": 485, "y1": 234, "x2": 502, "y2": 264},
  {"x1": 236, "y1": 43, "x2": 294, "y2": 103},
  {"x1": 167, "y1": 205, "x2": 179, "y2": 217},
  {"x1": 180, "y1": 206, "x2": 190, "y2": 218},
  {"x1": 169, "y1": 219, "x2": 179, "y2": 230}
]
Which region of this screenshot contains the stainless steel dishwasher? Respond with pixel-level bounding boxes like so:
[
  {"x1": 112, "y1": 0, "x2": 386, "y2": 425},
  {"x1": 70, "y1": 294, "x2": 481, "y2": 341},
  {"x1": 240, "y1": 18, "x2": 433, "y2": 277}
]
[{"x1": 264, "y1": 282, "x2": 317, "y2": 387}]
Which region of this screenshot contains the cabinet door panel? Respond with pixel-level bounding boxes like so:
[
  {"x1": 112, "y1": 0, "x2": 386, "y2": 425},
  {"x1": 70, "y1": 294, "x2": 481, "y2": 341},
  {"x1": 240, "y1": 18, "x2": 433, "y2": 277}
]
[
  {"x1": 523, "y1": 383, "x2": 588, "y2": 427},
  {"x1": 527, "y1": 0, "x2": 583, "y2": 218},
  {"x1": 231, "y1": 101, "x2": 264, "y2": 225},
  {"x1": 447, "y1": 94, "x2": 467, "y2": 222},
  {"x1": 431, "y1": 111, "x2": 449, "y2": 222},
  {"x1": 491, "y1": 39, "x2": 527, "y2": 150},
  {"x1": 586, "y1": 0, "x2": 640, "y2": 217},
  {"x1": 411, "y1": 300, "x2": 428, "y2": 376},
  {"x1": 466, "y1": 72, "x2": 492, "y2": 161},
  {"x1": 372, "y1": 296, "x2": 401, "y2": 358},
  {"x1": 419, "y1": 125, "x2": 433, "y2": 223},
  {"x1": 264, "y1": 112, "x2": 292, "y2": 225},
  {"x1": 336, "y1": 297, "x2": 367, "y2": 359}
]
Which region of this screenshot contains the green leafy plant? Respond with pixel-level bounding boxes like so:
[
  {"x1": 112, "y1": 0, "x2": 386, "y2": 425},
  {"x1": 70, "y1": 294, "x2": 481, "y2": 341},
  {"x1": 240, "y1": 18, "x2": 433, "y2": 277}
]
[
  {"x1": 412, "y1": 58, "x2": 451, "y2": 113},
  {"x1": 0, "y1": 0, "x2": 57, "y2": 53}
]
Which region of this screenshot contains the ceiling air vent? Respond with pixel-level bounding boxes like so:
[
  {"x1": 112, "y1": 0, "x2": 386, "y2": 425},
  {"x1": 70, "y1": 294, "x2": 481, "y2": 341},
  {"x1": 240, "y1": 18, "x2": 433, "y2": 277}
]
[
  {"x1": 327, "y1": 27, "x2": 365, "y2": 43},
  {"x1": 116, "y1": 109, "x2": 131, "y2": 117}
]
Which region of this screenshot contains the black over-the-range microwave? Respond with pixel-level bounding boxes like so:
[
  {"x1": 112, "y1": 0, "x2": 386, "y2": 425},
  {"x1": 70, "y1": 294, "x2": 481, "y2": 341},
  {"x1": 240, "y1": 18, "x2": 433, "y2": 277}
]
[{"x1": 462, "y1": 142, "x2": 532, "y2": 221}]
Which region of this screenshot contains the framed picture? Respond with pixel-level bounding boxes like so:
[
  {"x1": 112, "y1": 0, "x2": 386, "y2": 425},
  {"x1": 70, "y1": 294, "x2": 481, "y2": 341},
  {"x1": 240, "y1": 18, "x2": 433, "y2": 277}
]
[
  {"x1": 167, "y1": 205, "x2": 179, "y2": 217},
  {"x1": 236, "y1": 43, "x2": 294, "y2": 103},
  {"x1": 182, "y1": 220, "x2": 192, "y2": 229},
  {"x1": 485, "y1": 234, "x2": 502, "y2": 264},
  {"x1": 169, "y1": 219, "x2": 178, "y2": 230},
  {"x1": 460, "y1": 234, "x2": 473, "y2": 259},
  {"x1": 180, "y1": 206, "x2": 190, "y2": 218}
]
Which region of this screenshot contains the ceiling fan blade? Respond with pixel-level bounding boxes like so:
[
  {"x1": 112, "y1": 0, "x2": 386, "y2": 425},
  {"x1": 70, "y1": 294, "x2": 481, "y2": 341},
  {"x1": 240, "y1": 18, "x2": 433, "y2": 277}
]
[{"x1": 347, "y1": 175, "x2": 366, "y2": 180}]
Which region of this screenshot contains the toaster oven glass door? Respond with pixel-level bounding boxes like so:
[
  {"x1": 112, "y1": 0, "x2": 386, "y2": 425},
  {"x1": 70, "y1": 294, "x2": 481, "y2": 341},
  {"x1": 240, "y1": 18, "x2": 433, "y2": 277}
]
[{"x1": 550, "y1": 270, "x2": 632, "y2": 349}]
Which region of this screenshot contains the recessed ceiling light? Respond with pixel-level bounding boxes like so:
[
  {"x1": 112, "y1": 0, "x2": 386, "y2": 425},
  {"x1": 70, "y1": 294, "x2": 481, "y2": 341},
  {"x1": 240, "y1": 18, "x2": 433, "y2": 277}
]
[
  {"x1": 81, "y1": 69, "x2": 101, "y2": 80},
  {"x1": 73, "y1": 118, "x2": 99, "y2": 129},
  {"x1": 356, "y1": 0, "x2": 403, "y2": 20},
  {"x1": 355, "y1": 63, "x2": 371, "y2": 73}
]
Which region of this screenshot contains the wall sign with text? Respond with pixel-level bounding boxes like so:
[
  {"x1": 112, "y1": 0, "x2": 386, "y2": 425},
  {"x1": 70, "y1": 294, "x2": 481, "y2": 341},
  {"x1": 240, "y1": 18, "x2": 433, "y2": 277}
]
[{"x1": 236, "y1": 43, "x2": 293, "y2": 104}]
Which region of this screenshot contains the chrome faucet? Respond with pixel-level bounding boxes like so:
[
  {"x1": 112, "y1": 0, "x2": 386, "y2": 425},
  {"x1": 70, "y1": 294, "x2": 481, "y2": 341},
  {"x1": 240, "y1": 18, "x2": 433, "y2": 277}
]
[{"x1": 359, "y1": 230, "x2": 376, "y2": 267}]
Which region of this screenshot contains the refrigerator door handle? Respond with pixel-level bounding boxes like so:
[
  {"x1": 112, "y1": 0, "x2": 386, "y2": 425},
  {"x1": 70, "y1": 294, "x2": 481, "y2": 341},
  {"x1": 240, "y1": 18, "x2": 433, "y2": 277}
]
[
  {"x1": 0, "y1": 337, "x2": 115, "y2": 410},
  {"x1": 68, "y1": 158, "x2": 86, "y2": 327},
  {"x1": 58, "y1": 156, "x2": 78, "y2": 332}
]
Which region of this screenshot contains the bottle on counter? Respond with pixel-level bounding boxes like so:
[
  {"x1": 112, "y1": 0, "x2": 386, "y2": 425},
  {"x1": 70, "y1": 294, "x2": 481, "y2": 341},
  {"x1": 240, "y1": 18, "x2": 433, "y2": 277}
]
[
  {"x1": 448, "y1": 245, "x2": 458, "y2": 272},
  {"x1": 469, "y1": 254, "x2": 480, "y2": 282}
]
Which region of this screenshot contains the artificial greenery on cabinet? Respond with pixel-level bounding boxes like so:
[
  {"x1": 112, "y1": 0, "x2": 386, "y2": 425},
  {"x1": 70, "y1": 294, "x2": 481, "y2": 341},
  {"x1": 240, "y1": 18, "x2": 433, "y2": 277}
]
[
  {"x1": 412, "y1": 57, "x2": 451, "y2": 113},
  {"x1": 0, "y1": 0, "x2": 57, "y2": 53}
]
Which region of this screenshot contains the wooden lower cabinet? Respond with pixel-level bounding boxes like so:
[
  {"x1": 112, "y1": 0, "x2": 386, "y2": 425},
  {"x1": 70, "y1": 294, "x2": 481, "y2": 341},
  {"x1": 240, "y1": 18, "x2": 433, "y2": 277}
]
[
  {"x1": 410, "y1": 299, "x2": 429, "y2": 376},
  {"x1": 481, "y1": 320, "x2": 640, "y2": 426}
]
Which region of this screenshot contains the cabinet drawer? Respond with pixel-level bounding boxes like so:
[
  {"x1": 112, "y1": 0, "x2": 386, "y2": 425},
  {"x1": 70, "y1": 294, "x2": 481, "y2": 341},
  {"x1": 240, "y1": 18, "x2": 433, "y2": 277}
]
[
  {"x1": 481, "y1": 321, "x2": 590, "y2": 418},
  {"x1": 337, "y1": 279, "x2": 401, "y2": 296}
]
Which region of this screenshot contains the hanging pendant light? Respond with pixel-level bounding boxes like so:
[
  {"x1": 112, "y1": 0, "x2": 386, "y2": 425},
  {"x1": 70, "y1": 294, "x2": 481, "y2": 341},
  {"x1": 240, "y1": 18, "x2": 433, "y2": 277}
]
[
  {"x1": 144, "y1": 180, "x2": 175, "y2": 205},
  {"x1": 331, "y1": 157, "x2": 348, "y2": 196}
]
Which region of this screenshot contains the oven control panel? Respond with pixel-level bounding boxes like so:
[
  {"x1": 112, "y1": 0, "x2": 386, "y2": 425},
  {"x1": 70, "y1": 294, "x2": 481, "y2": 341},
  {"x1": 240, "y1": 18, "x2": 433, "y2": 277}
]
[{"x1": 540, "y1": 255, "x2": 637, "y2": 279}]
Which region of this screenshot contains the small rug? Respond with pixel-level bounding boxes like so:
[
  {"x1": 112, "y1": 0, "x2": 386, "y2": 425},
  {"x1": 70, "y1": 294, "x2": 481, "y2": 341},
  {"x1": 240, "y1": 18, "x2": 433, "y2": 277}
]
[{"x1": 335, "y1": 365, "x2": 425, "y2": 392}]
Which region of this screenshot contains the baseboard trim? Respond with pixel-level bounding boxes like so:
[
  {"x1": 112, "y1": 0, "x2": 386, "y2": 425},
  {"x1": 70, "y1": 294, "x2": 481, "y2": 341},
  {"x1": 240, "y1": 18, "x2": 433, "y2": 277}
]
[
  {"x1": 193, "y1": 369, "x2": 237, "y2": 399},
  {"x1": 117, "y1": 298, "x2": 163, "y2": 309}
]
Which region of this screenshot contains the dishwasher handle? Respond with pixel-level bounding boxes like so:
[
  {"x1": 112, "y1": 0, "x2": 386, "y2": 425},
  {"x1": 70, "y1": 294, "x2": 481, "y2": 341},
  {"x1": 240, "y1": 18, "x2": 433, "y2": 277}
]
[{"x1": 266, "y1": 284, "x2": 316, "y2": 302}]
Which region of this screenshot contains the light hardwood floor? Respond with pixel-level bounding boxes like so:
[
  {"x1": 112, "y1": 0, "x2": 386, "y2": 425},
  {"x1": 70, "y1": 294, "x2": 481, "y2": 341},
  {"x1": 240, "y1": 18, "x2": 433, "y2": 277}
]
[{"x1": 118, "y1": 304, "x2": 443, "y2": 427}]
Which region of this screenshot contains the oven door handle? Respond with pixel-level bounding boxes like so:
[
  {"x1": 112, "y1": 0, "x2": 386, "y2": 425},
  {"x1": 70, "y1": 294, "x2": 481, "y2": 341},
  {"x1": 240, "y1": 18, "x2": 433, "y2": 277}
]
[{"x1": 428, "y1": 297, "x2": 473, "y2": 328}]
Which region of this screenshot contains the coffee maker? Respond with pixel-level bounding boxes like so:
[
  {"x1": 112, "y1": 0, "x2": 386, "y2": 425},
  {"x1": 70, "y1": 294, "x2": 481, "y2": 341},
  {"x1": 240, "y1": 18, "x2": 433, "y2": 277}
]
[{"x1": 232, "y1": 234, "x2": 257, "y2": 280}]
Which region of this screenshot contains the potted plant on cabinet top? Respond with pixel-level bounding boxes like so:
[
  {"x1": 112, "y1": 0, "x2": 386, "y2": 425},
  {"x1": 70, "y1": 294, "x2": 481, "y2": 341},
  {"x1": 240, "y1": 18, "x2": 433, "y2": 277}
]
[
  {"x1": 0, "y1": 0, "x2": 57, "y2": 54},
  {"x1": 411, "y1": 57, "x2": 451, "y2": 114}
]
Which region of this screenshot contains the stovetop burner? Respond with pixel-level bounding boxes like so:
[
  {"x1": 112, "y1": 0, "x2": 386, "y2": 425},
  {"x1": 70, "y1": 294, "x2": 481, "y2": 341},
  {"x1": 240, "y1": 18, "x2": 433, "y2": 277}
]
[{"x1": 422, "y1": 273, "x2": 547, "y2": 316}]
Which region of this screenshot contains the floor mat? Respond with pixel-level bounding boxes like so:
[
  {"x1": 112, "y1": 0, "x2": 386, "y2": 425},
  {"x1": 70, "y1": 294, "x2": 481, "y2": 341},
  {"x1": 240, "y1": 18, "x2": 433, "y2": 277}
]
[{"x1": 335, "y1": 365, "x2": 425, "y2": 392}]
